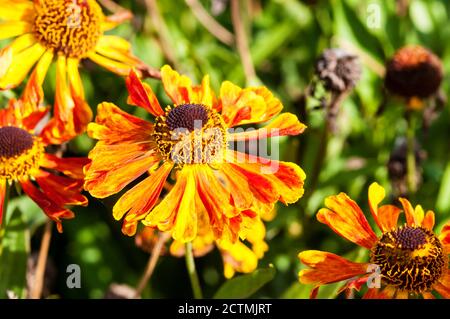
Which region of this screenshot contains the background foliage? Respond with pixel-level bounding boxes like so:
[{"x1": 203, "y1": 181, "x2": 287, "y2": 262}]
[{"x1": 1, "y1": 0, "x2": 449, "y2": 299}]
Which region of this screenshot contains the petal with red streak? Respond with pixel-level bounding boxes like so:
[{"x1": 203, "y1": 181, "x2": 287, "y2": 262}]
[
  {"x1": 317, "y1": 193, "x2": 378, "y2": 249},
  {"x1": 20, "y1": 179, "x2": 75, "y2": 233},
  {"x1": 113, "y1": 162, "x2": 173, "y2": 236},
  {"x1": 126, "y1": 69, "x2": 164, "y2": 116},
  {"x1": 34, "y1": 170, "x2": 87, "y2": 207},
  {"x1": 298, "y1": 250, "x2": 368, "y2": 286}
]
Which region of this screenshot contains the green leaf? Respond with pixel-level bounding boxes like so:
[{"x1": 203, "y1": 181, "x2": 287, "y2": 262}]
[
  {"x1": 436, "y1": 163, "x2": 450, "y2": 215},
  {"x1": 7, "y1": 195, "x2": 47, "y2": 235},
  {"x1": 213, "y1": 267, "x2": 276, "y2": 299},
  {"x1": 0, "y1": 208, "x2": 30, "y2": 299}
]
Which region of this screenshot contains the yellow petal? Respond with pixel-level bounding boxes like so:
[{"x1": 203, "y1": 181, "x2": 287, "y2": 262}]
[
  {"x1": 0, "y1": 43, "x2": 46, "y2": 89},
  {"x1": 88, "y1": 51, "x2": 133, "y2": 76},
  {"x1": 0, "y1": 0, "x2": 34, "y2": 21},
  {"x1": 94, "y1": 35, "x2": 141, "y2": 67},
  {"x1": 0, "y1": 21, "x2": 32, "y2": 40},
  {"x1": 67, "y1": 58, "x2": 84, "y2": 99},
  {"x1": 172, "y1": 168, "x2": 197, "y2": 242}
]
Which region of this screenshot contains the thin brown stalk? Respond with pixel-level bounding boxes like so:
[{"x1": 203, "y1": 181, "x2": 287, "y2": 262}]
[
  {"x1": 139, "y1": 65, "x2": 162, "y2": 80},
  {"x1": 231, "y1": 0, "x2": 257, "y2": 85},
  {"x1": 30, "y1": 220, "x2": 52, "y2": 299},
  {"x1": 134, "y1": 232, "x2": 171, "y2": 298},
  {"x1": 97, "y1": 0, "x2": 128, "y2": 14},
  {"x1": 185, "y1": 0, "x2": 234, "y2": 46},
  {"x1": 144, "y1": 0, "x2": 179, "y2": 67}
]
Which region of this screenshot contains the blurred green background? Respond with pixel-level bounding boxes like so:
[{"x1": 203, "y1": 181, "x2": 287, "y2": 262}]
[{"x1": 1, "y1": 0, "x2": 449, "y2": 299}]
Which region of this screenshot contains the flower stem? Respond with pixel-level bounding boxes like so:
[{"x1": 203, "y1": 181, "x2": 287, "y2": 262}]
[
  {"x1": 185, "y1": 0, "x2": 234, "y2": 45},
  {"x1": 30, "y1": 220, "x2": 52, "y2": 299},
  {"x1": 406, "y1": 114, "x2": 417, "y2": 195},
  {"x1": 185, "y1": 242, "x2": 203, "y2": 299},
  {"x1": 0, "y1": 183, "x2": 10, "y2": 257},
  {"x1": 134, "y1": 232, "x2": 170, "y2": 298},
  {"x1": 231, "y1": 0, "x2": 257, "y2": 85}
]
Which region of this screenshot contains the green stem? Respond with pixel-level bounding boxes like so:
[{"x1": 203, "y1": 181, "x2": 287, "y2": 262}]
[
  {"x1": 185, "y1": 242, "x2": 203, "y2": 299},
  {"x1": 406, "y1": 114, "x2": 417, "y2": 195},
  {"x1": 0, "y1": 183, "x2": 10, "y2": 257}
]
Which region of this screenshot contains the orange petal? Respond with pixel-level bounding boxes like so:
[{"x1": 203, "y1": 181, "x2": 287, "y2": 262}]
[
  {"x1": 88, "y1": 102, "x2": 154, "y2": 144},
  {"x1": 34, "y1": 170, "x2": 88, "y2": 207},
  {"x1": 422, "y1": 292, "x2": 435, "y2": 299},
  {"x1": 194, "y1": 165, "x2": 235, "y2": 236},
  {"x1": 20, "y1": 179, "x2": 75, "y2": 233},
  {"x1": 362, "y1": 288, "x2": 392, "y2": 299},
  {"x1": 298, "y1": 250, "x2": 368, "y2": 286},
  {"x1": 439, "y1": 221, "x2": 450, "y2": 252},
  {"x1": 85, "y1": 145, "x2": 160, "y2": 199},
  {"x1": 40, "y1": 154, "x2": 89, "y2": 179},
  {"x1": 399, "y1": 197, "x2": 422, "y2": 226},
  {"x1": 219, "y1": 82, "x2": 283, "y2": 127},
  {"x1": 161, "y1": 64, "x2": 215, "y2": 106},
  {"x1": 226, "y1": 151, "x2": 306, "y2": 205},
  {"x1": 367, "y1": 183, "x2": 402, "y2": 232},
  {"x1": 112, "y1": 162, "x2": 173, "y2": 236},
  {"x1": 317, "y1": 193, "x2": 378, "y2": 249},
  {"x1": 434, "y1": 271, "x2": 450, "y2": 299},
  {"x1": 40, "y1": 55, "x2": 78, "y2": 143},
  {"x1": 225, "y1": 162, "x2": 278, "y2": 204},
  {"x1": 219, "y1": 164, "x2": 254, "y2": 210},
  {"x1": 422, "y1": 210, "x2": 435, "y2": 230},
  {"x1": 126, "y1": 69, "x2": 164, "y2": 116},
  {"x1": 144, "y1": 166, "x2": 198, "y2": 242},
  {"x1": 377, "y1": 205, "x2": 402, "y2": 232},
  {"x1": 228, "y1": 113, "x2": 306, "y2": 142},
  {"x1": 161, "y1": 63, "x2": 193, "y2": 104}
]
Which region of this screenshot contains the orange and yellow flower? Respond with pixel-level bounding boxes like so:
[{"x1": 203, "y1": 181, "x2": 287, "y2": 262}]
[
  {"x1": 0, "y1": 0, "x2": 146, "y2": 141},
  {"x1": 85, "y1": 65, "x2": 306, "y2": 243},
  {"x1": 298, "y1": 182, "x2": 450, "y2": 299},
  {"x1": 0, "y1": 95, "x2": 88, "y2": 232}
]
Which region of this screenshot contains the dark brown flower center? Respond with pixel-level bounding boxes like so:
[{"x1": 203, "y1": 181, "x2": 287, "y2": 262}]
[
  {"x1": 0, "y1": 126, "x2": 34, "y2": 158},
  {"x1": 166, "y1": 104, "x2": 209, "y2": 132},
  {"x1": 154, "y1": 104, "x2": 227, "y2": 166},
  {"x1": 371, "y1": 225, "x2": 447, "y2": 294}
]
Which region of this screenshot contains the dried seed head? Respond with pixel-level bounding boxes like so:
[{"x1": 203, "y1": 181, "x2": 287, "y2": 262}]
[
  {"x1": 315, "y1": 48, "x2": 362, "y2": 94},
  {"x1": 385, "y1": 46, "x2": 443, "y2": 99}
]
